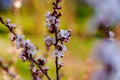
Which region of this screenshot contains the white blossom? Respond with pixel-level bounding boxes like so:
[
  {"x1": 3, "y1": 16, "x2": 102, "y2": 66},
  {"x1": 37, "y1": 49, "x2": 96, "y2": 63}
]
[
  {"x1": 44, "y1": 36, "x2": 56, "y2": 47},
  {"x1": 60, "y1": 29, "x2": 71, "y2": 38},
  {"x1": 44, "y1": 36, "x2": 52, "y2": 47},
  {"x1": 53, "y1": 43, "x2": 66, "y2": 57},
  {"x1": 45, "y1": 11, "x2": 60, "y2": 28},
  {"x1": 16, "y1": 34, "x2": 26, "y2": 49},
  {"x1": 58, "y1": 29, "x2": 71, "y2": 42},
  {"x1": 25, "y1": 39, "x2": 37, "y2": 55},
  {"x1": 46, "y1": 15, "x2": 56, "y2": 27}
]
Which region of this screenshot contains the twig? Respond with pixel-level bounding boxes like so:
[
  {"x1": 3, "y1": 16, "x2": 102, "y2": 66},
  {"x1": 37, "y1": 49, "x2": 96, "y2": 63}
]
[
  {"x1": 29, "y1": 56, "x2": 51, "y2": 80},
  {"x1": 55, "y1": 27, "x2": 59, "y2": 80}
]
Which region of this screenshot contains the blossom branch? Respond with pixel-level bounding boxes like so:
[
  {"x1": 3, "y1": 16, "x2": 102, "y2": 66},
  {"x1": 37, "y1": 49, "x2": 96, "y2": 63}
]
[
  {"x1": 0, "y1": 0, "x2": 71, "y2": 80},
  {"x1": 0, "y1": 17, "x2": 51, "y2": 80},
  {"x1": 28, "y1": 55, "x2": 51, "y2": 80},
  {"x1": 45, "y1": 0, "x2": 71, "y2": 80},
  {"x1": 0, "y1": 17, "x2": 16, "y2": 37}
]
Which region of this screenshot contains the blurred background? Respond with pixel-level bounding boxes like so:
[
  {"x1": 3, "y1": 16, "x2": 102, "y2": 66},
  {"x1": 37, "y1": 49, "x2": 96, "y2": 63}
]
[{"x1": 0, "y1": 0, "x2": 120, "y2": 80}]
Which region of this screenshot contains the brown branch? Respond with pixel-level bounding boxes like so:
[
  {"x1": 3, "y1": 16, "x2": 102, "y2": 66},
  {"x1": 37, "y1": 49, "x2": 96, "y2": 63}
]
[
  {"x1": 55, "y1": 26, "x2": 59, "y2": 80},
  {"x1": 1, "y1": 20, "x2": 17, "y2": 37}
]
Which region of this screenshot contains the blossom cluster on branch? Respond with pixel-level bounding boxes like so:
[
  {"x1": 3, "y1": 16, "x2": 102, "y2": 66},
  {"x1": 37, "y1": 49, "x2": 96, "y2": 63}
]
[
  {"x1": 0, "y1": 16, "x2": 50, "y2": 80},
  {"x1": 44, "y1": 0, "x2": 71, "y2": 80},
  {"x1": 0, "y1": 0, "x2": 71, "y2": 80},
  {"x1": 45, "y1": 0, "x2": 71, "y2": 57}
]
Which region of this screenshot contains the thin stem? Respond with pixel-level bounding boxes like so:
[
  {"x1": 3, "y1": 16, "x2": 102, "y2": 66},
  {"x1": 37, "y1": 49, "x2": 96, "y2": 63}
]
[
  {"x1": 55, "y1": 57, "x2": 59, "y2": 80},
  {"x1": 1, "y1": 21, "x2": 17, "y2": 37},
  {"x1": 54, "y1": 1, "x2": 60, "y2": 79},
  {"x1": 29, "y1": 56, "x2": 51, "y2": 80},
  {"x1": 55, "y1": 27, "x2": 59, "y2": 80}
]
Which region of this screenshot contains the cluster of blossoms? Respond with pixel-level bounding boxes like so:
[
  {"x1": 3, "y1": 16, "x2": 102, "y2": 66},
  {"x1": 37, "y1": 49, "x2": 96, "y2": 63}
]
[
  {"x1": 92, "y1": 24, "x2": 120, "y2": 80},
  {"x1": 0, "y1": 17, "x2": 51, "y2": 80},
  {"x1": 0, "y1": 0, "x2": 71, "y2": 80},
  {"x1": 30, "y1": 60, "x2": 49, "y2": 80},
  {"x1": 44, "y1": 0, "x2": 71, "y2": 80},
  {"x1": 45, "y1": 0, "x2": 71, "y2": 58},
  {"x1": 31, "y1": 67, "x2": 42, "y2": 80},
  {"x1": 16, "y1": 35, "x2": 37, "y2": 62},
  {"x1": 5, "y1": 18, "x2": 37, "y2": 62}
]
